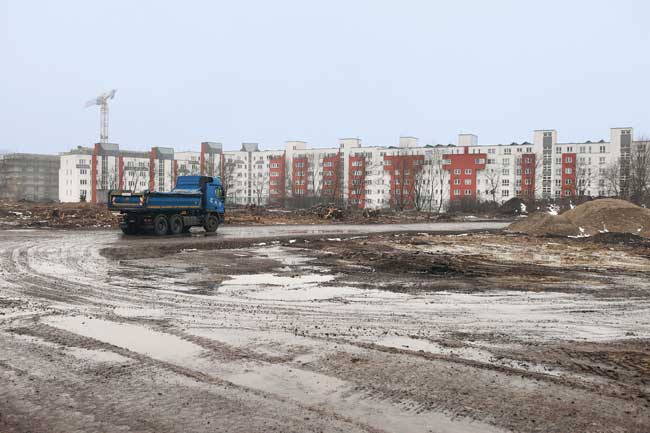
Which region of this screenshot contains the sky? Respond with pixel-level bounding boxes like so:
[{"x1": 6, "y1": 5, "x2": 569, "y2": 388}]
[{"x1": 1, "y1": 0, "x2": 650, "y2": 154}]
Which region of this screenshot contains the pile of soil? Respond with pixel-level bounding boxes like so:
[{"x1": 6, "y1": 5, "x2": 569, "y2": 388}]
[{"x1": 508, "y1": 199, "x2": 650, "y2": 237}]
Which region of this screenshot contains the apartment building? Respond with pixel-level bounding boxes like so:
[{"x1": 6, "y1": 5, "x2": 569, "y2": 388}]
[{"x1": 57, "y1": 127, "x2": 638, "y2": 207}]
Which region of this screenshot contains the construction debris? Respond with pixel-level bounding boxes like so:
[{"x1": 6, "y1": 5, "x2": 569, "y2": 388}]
[{"x1": 0, "y1": 201, "x2": 119, "y2": 229}]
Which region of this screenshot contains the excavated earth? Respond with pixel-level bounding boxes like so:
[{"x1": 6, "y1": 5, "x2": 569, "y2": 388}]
[{"x1": 1, "y1": 225, "x2": 650, "y2": 433}]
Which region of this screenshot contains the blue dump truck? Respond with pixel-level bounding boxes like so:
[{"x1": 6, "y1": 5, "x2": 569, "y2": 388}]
[{"x1": 108, "y1": 175, "x2": 225, "y2": 235}]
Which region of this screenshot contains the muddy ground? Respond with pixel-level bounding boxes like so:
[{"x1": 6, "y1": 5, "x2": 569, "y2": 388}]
[{"x1": 1, "y1": 226, "x2": 649, "y2": 433}]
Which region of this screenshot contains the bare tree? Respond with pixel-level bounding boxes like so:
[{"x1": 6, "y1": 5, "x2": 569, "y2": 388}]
[
  {"x1": 413, "y1": 157, "x2": 434, "y2": 211},
  {"x1": 575, "y1": 156, "x2": 596, "y2": 197},
  {"x1": 483, "y1": 164, "x2": 502, "y2": 204},
  {"x1": 388, "y1": 153, "x2": 423, "y2": 211},
  {"x1": 221, "y1": 158, "x2": 238, "y2": 202},
  {"x1": 628, "y1": 138, "x2": 650, "y2": 203},
  {"x1": 251, "y1": 159, "x2": 268, "y2": 205},
  {"x1": 432, "y1": 156, "x2": 450, "y2": 213},
  {"x1": 603, "y1": 159, "x2": 622, "y2": 197},
  {"x1": 124, "y1": 163, "x2": 147, "y2": 193},
  {"x1": 320, "y1": 152, "x2": 343, "y2": 205}
]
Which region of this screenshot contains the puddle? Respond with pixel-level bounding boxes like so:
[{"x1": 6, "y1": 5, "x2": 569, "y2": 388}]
[
  {"x1": 374, "y1": 336, "x2": 563, "y2": 377},
  {"x1": 44, "y1": 316, "x2": 204, "y2": 363},
  {"x1": 66, "y1": 347, "x2": 131, "y2": 364},
  {"x1": 219, "y1": 272, "x2": 365, "y2": 301},
  {"x1": 112, "y1": 306, "x2": 168, "y2": 319}
]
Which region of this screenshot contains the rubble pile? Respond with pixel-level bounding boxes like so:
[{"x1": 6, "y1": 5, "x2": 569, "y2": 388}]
[
  {"x1": 508, "y1": 199, "x2": 650, "y2": 237},
  {"x1": 0, "y1": 201, "x2": 118, "y2": 229}
]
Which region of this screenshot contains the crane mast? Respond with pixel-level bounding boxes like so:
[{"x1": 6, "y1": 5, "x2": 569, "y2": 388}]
[{"x1": 85, "y1": 89, "x2": 117, "y2": 144}]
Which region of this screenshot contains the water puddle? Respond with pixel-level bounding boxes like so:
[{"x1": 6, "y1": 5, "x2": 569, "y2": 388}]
[
  {"x1": 45, "y1": 316, "x2": 204, "y2": 363},
  {"x1": 219, "y1": 272, "x2": 366, "y2": 301},
  {"x1": 374, "y1": 335, "x2": 564, "y2": 377},
  {"x1": 66, "y1": 347, "x2": 131, "y2": 364}
]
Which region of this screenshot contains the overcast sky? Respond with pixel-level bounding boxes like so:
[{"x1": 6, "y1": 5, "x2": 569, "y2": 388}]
[{"x1": 2, "y1": 0, "x2": 649, "y2": 154}]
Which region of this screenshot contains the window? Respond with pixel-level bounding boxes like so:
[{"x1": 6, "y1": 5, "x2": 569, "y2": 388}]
[
  {"x1": 454, "y1": 189, "x2": 461, "y2": 195},
  {"x1": 80, "y1": 179, "x2": 87, "y2": 185},
  {"x1": 556, "y1": 147, "x2": 562, "y2": 154},
  {"x1": 464, "y1": 168, "x2": 472, "y2": 175},
  {"x1": 565, "y1": 168, "x2": 573, "y2": 174},
  {"x1": 565, "y1": 179, "x2": 572, "y2": 185},
  {"x1": 464, "y1": 179, "x2": 472, "y2": 185},
  {"x1": 502, "y1": 169, "x2": 509, "y2": 175},
  {"x1": 454, "y1": 168, "x2": 461, "y2": 174},
  {"x1": 454, "y1": 179, "x2": 461, "y2": 185},
  {"x1": 503, "y1": 149, "x2": 511, "y2": 155},
  {"x1": 600, "y1": 146, "x2": 606, "y2": 153},
  {"x1": 565, "y1": 157, "x2": 573, "y2": 163},
  {"x1": 502, "y1": 189, "x2": 510, "y2": 197},
  {"x1": 502, "y1": 179, "x2": 509, "y2": 186},
  {"x1": 464, "y1": 189, "x2": 472, "y2": 195}
]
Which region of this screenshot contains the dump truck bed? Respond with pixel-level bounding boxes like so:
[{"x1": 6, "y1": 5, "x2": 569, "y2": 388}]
[{"x1": 108, "y1": 190, "x2": 203, "y2": 212}]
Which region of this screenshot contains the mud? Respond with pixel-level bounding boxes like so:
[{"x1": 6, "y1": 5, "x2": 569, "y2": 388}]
[{"x1": 1, "y1": 226, "x2": 649, "y2": 433}]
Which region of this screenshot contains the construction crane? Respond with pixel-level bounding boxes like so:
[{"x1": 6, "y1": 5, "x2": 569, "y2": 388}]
[{"x1": 85, "y1": 89, "x2": 117, "y2": 144}]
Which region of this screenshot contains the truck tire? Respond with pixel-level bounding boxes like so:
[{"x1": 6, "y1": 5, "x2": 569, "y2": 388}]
[
  {"x1": 121, "y1": 224, "x2": 137, "y2": 235},
  {"x1": 153, "y1": 214, "x2": 169, "y2": 236},
  {"x1": 169, "y1": 214, "x2": 184, "y2": 235},
  {"x1": 204, "y1": 214, "x2": 219, "y2": 233}
]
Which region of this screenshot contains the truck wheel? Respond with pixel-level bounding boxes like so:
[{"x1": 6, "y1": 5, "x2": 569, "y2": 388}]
[
  {"x1": 153, "y1": 214, "x2": 169, "y2": 236},
  {"x1": 121, "y1": 225, "x2": 137, "y2": 235},
  {"x1": 204, "y1": 214, "x2": 219, "y2": 233},
  {"x1": 169, "y1": 214, "x2": 184, "y2": 235}
]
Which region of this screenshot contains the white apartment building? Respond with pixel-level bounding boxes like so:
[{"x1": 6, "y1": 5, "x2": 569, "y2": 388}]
[{"x1": 58, "y1": 127, "x2": 638, "y2": 207}]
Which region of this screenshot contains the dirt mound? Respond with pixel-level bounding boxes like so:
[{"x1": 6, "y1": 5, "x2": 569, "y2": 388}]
[
  {"x1": 508, "y1": 199, "x2": 650, "y2": 238},
  {"x1": 508, "y1": 212, "x2": 579, "y2": 237},
  {"x1": 563, "y1": 199, "x2": 650, "y2": 237}
]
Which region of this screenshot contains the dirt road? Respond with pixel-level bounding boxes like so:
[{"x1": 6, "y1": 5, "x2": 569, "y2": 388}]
[{"x1": 1, "y1": 225, "x2": 649, "y2": 432}]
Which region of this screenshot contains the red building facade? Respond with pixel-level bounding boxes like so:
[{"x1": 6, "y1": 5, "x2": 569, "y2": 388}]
[
  {"x1": 292, "y1": 156, "x2": 308, "y2": 197},
  {"x1": 268, "y1": 155, "x2": 286, "y2": 204},
  {"x1": 442, "y1": 147, "x2": 487, "y2": 202},
  {"x1": 519, "y1": 153, "x2": 536, "y2": 198},
  {"x1": 561, "y1": 152, "x2": 576, "y2": 198},
  {"x1": 321, "y1": 152, "x2": 341, "y2": 201}
]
